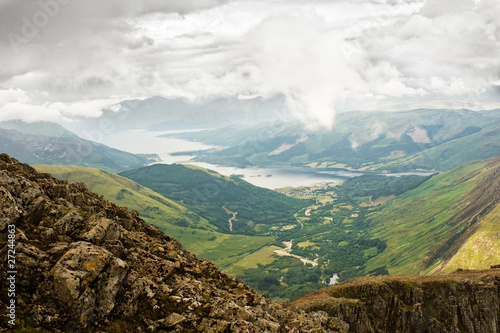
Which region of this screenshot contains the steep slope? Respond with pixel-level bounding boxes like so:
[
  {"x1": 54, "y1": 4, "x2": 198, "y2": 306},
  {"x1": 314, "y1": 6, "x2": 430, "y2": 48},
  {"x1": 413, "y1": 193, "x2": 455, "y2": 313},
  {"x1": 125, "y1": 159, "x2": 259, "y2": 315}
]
[
  {"x1": 0, "y1": 154, "x2": 343, "y2": 332},
  {"x1": 363, "y1": 156, "x2": 500, "y2": 275},
  {"x1": 119, "y1": 164, "x2": 308, "y2": 235},
  {"x1": 292, "y1": 269, "x2": 500, "y2": 333},
  {"x1": 442, "y1": 202, "x2": 500, "y2": 272},
  {"x1": 0, "y1": 120, "x2": 156, "y2": 173},
  {"x1": 33, "y1": 165, "x2": 272, "y2": 268},
  {"x1": 437, "y1": 157, "x2": 500, "y2": 273}
]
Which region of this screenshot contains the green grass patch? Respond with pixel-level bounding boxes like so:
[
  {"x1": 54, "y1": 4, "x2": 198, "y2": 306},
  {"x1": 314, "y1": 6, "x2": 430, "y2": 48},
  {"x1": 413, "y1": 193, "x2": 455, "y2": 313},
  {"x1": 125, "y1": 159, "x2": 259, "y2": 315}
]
[
  {"x1": 198, "y1": 235, "x2": 272, "y2": 268},
  {"x1": 442, "y1": 202, "x2": 500, "y2": 272},
  {"x1": 224, "y1": 245, "x2": 281, "y2": 276}
]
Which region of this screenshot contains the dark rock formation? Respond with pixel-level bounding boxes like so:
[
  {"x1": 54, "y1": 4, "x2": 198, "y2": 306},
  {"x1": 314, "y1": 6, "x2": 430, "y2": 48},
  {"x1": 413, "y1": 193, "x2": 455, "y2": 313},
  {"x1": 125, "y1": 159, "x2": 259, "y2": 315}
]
[
  {"x1": 0, "y1": 154, "x2": 344, "y2": 332},
  {"x1": 292, "y1": 270, "x2": 500, "y2": 333}
]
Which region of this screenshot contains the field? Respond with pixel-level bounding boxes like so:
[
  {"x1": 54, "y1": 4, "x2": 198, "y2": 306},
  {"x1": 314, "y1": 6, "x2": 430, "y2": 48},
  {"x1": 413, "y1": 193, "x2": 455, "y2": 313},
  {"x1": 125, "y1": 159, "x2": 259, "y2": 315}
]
[{"x1": 224, "y1": 245, "x2": 281, "y2": 276}]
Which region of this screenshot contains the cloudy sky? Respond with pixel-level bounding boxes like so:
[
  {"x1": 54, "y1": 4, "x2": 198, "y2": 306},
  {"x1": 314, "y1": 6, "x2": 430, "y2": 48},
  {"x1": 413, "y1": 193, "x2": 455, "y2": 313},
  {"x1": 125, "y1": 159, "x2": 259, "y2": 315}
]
[{"x1": 0, "y1": 0, "x2": 499, "y2": 127}]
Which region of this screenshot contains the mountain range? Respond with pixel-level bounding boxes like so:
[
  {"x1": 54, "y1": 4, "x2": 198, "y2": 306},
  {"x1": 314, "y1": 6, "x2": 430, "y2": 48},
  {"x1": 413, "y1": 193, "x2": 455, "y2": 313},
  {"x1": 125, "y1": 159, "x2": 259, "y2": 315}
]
[
  {"x1": 65, "y1": 95, "x2": 290, "y2": 135},
  {"x1": 170, "y1": 108, "x2": 500, "y2": 172},
  {"x1": 0, "y1": 120, "x2": 157, "y2": 173}
]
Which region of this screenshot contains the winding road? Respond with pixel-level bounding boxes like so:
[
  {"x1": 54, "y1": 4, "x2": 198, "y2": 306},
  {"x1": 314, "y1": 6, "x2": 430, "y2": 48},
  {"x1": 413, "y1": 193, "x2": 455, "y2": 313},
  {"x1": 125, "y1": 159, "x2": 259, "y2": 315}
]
[{"x1": 223, "y1": 206, "x2": 238, "y2": 232}]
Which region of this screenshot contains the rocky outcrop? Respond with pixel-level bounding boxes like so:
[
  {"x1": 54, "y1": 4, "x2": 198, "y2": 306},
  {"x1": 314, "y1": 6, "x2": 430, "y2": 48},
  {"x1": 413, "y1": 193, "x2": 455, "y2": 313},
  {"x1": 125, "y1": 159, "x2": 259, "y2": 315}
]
[
  {"x1": 0, "y1": 154, "x2": 348, "y2": 332},
  {"x1": 292, "y1": 270, "x2": 500, "y2": 333}
]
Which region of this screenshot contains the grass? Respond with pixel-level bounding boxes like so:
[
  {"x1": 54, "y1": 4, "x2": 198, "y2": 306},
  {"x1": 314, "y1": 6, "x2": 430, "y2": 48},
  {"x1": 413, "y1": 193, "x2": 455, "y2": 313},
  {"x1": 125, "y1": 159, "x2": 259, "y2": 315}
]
[
  {"x1": 34, "y1": 165, "x2": 207, "y2": 230},
  {"x1": 282, "y1": 225, "x2": 297, "y2": 231},
  {"x1": 442, "y1": 202, "x2": 500, "y2": 272},
  {"x1": 359, "y1": 195, "x2": 395, "y2": 207},
  {"x1": 198, "y1": 235, "x2": 273, "y2": 268},
  {"x1": 224, "y1": 245, "x2": 281, "y2": 276},
  {"x1": 363, "y1": 160, "x2": 488, "y2": 275},
  {"x1": 297, "y1": 241, "x2": 316, "y2": 249}
]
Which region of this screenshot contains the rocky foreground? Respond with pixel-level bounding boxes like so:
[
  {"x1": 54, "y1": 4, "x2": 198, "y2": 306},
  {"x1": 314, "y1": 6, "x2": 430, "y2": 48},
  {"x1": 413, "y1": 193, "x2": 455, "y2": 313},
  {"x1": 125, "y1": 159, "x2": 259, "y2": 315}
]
[{"x1": 1, "y1": 154, "x2": 500, "y2": 332}]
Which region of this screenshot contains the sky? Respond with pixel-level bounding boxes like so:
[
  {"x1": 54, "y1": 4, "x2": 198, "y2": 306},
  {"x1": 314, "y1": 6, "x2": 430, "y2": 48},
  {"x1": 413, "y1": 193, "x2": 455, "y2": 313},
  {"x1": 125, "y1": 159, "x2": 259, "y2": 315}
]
[{"x1": 0, "y1": 0, "x2": 500, "y2": 127}]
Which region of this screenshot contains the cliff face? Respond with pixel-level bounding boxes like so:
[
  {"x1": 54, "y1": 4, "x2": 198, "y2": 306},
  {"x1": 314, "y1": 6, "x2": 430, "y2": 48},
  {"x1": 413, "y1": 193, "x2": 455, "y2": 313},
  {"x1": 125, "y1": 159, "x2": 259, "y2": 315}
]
[
  {"x1": 292, "y1": 270, "x2": 500, "y2": 333},
  {"x1": 0, "y1": 154, "x2": 344, "y2": 332}
]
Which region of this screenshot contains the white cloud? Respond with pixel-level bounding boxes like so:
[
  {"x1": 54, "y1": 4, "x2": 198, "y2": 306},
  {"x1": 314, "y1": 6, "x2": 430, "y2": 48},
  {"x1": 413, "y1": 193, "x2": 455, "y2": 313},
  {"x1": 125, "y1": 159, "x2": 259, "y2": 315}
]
[
  {"x1": 0, "y1": 0, "x2": 500, "y2": 127},
  {"x1": 0, "y1": 88, "x2": 123, "y2": 122},
  {"x1": 0, "y1": 89, "x2": 61, "y2": 122},
  {"x1": 240, "y1": 14, "x2": 366, "y2": 128}
]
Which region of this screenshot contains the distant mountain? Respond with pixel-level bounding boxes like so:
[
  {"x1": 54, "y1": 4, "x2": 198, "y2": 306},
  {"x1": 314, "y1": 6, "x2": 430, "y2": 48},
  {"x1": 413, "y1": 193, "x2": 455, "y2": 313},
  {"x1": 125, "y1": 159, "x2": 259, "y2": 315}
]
[
  {"x1": 171, "y1": 108, "x2": 500, "y2": 172},
  {"x1": 34, "y1": 164, "x2": 273, "y2": 268},
  {"x1": 0, "y1": 119, "x2": 78, "y2": 137},
  {"x1": 0, "y1": 120, "x2": 157, "y2": 173},
  {"x1": 67, "y1": 95, "x2": 290, "y2": 134},
  {"x1": 119, "y1": 163, "x2": 308, "y2": 235}
]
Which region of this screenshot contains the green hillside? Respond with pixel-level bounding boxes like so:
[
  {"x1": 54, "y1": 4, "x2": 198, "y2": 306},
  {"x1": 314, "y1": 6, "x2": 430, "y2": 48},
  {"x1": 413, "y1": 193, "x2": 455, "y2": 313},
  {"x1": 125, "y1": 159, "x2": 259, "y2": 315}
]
[
  {"x1": 441, "y1": 202, "x2": 500, "y2": 272},
  {"x1": 363, "y1": 156, "x2": 500, "y2": 275},
  {"x1": 380, "y1": 121, "x2": 500, "y2": 171},
  {"x1": 119, "y1": 164, "x2": 308, "y2": 235},
  {"x1": 0, "y1": 120, "x2": 156, "y2": 173},
  {"x1": 34, "y1": 165, "x2": 272, "y2": 267}
]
